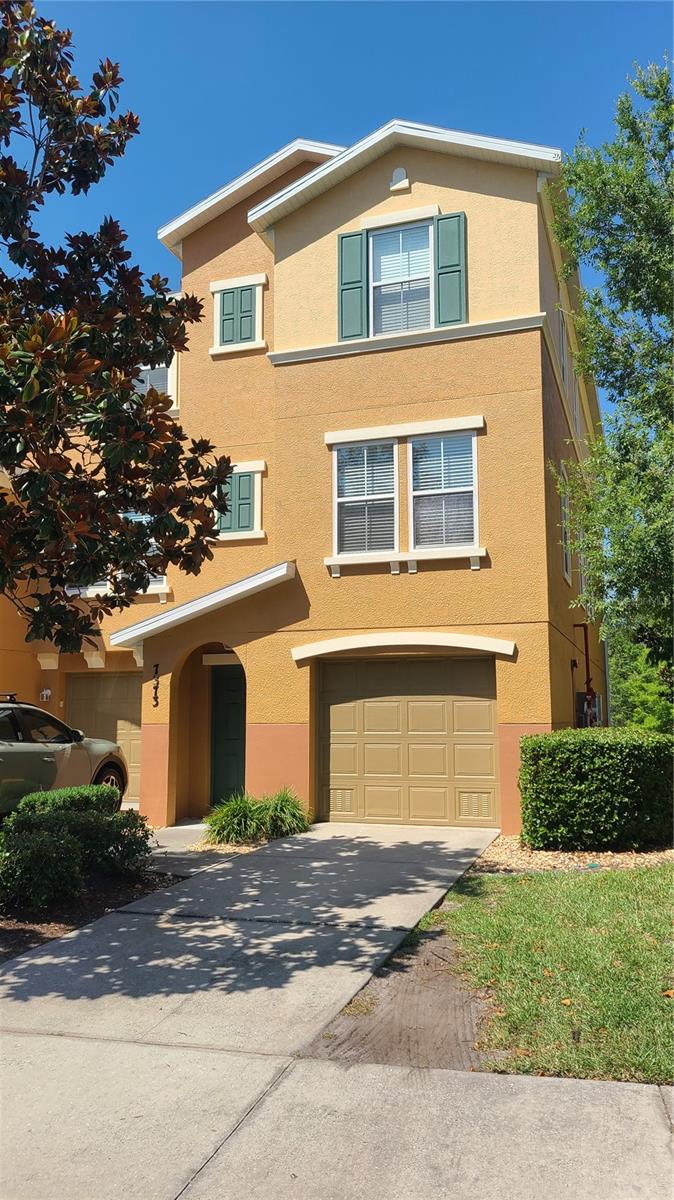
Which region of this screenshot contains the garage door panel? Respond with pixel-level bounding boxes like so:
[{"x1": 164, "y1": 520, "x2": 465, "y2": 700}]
[
  {"x1": 408, "y1": 742, "x2": 448, "y2": 778},
  {"x1": 407, "y1": 700, "x2": 448, "y2": 734},
  {"x1": 456, "y1": 788, "x2": 496, "y2": 823},
  {"x1": 453, "y1": 743, "x2": 495, "y2": 779},
  {"x1": 363, "y1": 785, "x2": 402, "y2": 821},
  {"x1": 452, "y1": 699, "x2": 495, "y2": 734},
  {"x1": 362, "y1": 700, "x2": 401, "y2": 734},
  {"x1": 320, "y1": 658, "x2": 498, "y2": 827},
  {"x1": 409, "y1": 786, "x2": 450, "y2": 823},
  {"x1": 363, "y1": 742, "x2": 402, "y2": 777},
  {"x1": 330, "y1": 742, "x2": 359, "y2": 776}
]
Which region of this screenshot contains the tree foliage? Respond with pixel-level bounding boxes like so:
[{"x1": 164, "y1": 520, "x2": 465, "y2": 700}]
[
  {"x1": 553, "y1": 60, "x2": 673, "y2": 669},
  {"x1": 607, "y1": 634, "x2": 673, "y2": 734},
  {"x1": 0, "y1": 3, "x2": 230, "y2": 651}
]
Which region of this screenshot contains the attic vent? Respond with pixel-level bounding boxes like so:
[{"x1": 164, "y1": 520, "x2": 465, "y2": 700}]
[{"x1": 389, "y1": 166, "x2": 410, "y2": 193}]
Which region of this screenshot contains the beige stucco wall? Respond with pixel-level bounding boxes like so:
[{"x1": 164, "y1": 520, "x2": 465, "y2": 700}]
[
  {"x1": 0, "y1": 599, "x2": 42, "y2": 703},
  {"x1": 273, "y1": 147, "x2": 541, "y2": 351}
]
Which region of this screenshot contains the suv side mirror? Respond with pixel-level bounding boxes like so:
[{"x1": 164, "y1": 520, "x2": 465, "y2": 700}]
[{"x1": 70, "y1": 728, "x2": 84, "y2": 743}]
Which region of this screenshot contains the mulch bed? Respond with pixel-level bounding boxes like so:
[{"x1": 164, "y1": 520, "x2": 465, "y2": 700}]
[
  {"x1": 468, "y1": 835, "x2": 674, "y2": 876},
  {"x1": 0, "y1": 869, "x2": 181, "y2": 964}
]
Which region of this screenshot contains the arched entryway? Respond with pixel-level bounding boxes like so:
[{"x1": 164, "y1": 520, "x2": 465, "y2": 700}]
[{"x1": 171, "y1": 644, "x2": 246, "y2": 820}]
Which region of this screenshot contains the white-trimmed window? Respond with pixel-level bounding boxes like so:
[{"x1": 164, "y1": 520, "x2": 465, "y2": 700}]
[
  {"x1": 138, "y1": 359, "x2": 178, "y2": 414},
  {"x1": 335, "y1": 441, "x2": 397, "y2": 554},
  {"x1": 209, "y1": 274, "x2": 266, "y2": 356},
  {"x1": 66, "y1": 512, "x2": 168, "y2": 599},
  {"x1": 410, "y1": 432, "x2": 477, "y2": 549},
  {"x1": 369, "y1": 222, "x2": 432, "y2": 336},
  {"x1": 559, "y1": 308, "x2": 568, "y2": 387},
  {"x1": 215, "y1": 461, "x2": 266, "y2": 542},
  {"x1": 572, "y1": 374, "x2": 581, "y2": 437},
  {"x1": 560, "y1": 467, "x2": 572, "y2": 583}
]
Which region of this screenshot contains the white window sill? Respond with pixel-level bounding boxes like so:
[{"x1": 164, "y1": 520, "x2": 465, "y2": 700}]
[
  {"x1": 212, "y1": 530, "x2": 266, "y2": 543},
  {"x1": 324, "y1": 547, "x2": 486, "y2": 577},
  {"x1": 66, "y1": 578, "x2": 170, "y2": 599},
  {"x1": 209, "y1": 340, "x2": 267, "y2": 358}
]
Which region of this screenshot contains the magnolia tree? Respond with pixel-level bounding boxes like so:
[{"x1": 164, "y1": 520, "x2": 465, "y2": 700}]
[
  {"x1": 0, "y1": 2, "x2": 230, "y2": 652},
  {"x1": 553, "y1": 61, "x2": 673, "y2": 673}
]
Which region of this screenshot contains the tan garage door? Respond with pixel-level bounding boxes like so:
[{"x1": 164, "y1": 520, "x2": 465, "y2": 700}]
[
  {"x1": 66, "y1": 673, "x2": 142, "y2": 804},
  {"x1": 319, "y1": 658, "x2": 498, "y2": 827}
]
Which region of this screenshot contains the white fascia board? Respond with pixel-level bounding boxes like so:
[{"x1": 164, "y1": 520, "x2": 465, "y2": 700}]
[
  {"x1": 325, "y1": 415, "x2": 484, "y2": 446},
  {"x1": 248, "y1": 119, "x2": 561, "y2": 236},
  {"x1": 291, "y1": 630, "x2": 516, "y2": 663},
  {"x1": 158, "y1": 140, "x2": 344, "y2": 258},
  {"x1": 109, "y1": 560, "x2": 295, "y2": 647}
]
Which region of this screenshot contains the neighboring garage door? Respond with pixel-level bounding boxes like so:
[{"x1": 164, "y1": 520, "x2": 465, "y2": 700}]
[
  {"x1": 319, "y1": 658, "x2": 498, "y2": 827},
  {"x1": 66, "y1": 673, "x2": 142, "y2": 804}
]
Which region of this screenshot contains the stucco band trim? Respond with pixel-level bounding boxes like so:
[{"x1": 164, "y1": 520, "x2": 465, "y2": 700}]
[
  {"x1": 268, "y1": 313, "x2": 545, "y2": 365},
  {"x1": 291, "y1": 631, "x2": 517, "y2": 663}
]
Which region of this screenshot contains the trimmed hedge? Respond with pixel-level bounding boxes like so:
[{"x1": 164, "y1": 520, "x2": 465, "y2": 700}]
[
  {"x1": 520, "y1": 727, "x2": 673, "y2": 851},
  {"x1": 0, "y1": 786, "x2": 152, "y2": 910},
  {"x1": 18, "y1": 783, "x2": 121, "y2": 815}
]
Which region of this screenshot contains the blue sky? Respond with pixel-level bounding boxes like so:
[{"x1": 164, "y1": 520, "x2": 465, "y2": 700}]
[{"x1": 39, "y1": 1, "x2": 671, "y2": 293}]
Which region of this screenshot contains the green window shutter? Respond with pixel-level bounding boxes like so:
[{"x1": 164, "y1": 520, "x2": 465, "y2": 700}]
[
  {"x1": 220, "y1": 289, "x2": 237, "y2": 345},
  {"x1": 338, "y1": 231, "x2": 368, "y2": 340},
  {"x1": 217, "y1": 473, "x2": 254, "y2": 534},
  {"x1": 237, "y1": 287, "x2": 255, "y2": 343},
  {"x1": 219, "y1": 287, "x2": 256, "y2": 346},
  {"x1": 434, "y1": 213, "x2": 466, "y2": 327}
]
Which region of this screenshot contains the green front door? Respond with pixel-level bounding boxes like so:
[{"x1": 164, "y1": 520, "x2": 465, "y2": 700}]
[{"x1": 210, "y1": 665, "x2": 246, "y2": 804}]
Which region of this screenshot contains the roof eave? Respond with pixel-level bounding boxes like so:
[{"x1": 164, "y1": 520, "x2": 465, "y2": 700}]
[
  {"x1": 157, "y1": 139, "x2": 344, "y2": 255},
  {"x1": 248, "y1": 120, "x2": 562, "y2": 239}
]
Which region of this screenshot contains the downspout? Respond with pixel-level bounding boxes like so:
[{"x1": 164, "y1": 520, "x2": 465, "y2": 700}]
[{"x1": 573, "y1": 622, "x2": 596, "y2": 725}]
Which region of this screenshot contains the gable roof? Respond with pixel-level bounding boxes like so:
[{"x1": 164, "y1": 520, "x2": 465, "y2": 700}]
[
  {"x1": 158, "y1": 139, "x2": 344, "y2": 258},
  {"x1": 109, "y1": 560, "x2": 296, "y2": 647},
  {"x1": 248, "y1": 119, "x2": 562, "y2": 242}
]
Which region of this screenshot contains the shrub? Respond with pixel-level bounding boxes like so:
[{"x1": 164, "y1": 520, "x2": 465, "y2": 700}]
[
  {"x1": 0, "y1": 826, "x2": 83, "y2": 910},
  {"x1": 18, "y1": 784, "x2": 121, "y2": 816},
  {"x1": 205, "y1": 794, "x2": 267, "y2": 844},
  {"x1": 520, "y1": 727, "x2": 673, "y2": 851},
  {"x1": 0, "y1": 806, "x2": 152, "y2": 910},
  {"x1": 259, "y1": 788, "x2": 309, "y2": 838}
]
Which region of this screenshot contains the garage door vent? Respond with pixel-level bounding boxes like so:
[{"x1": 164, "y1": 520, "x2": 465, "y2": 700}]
[
  {"x1": 329, "y1": 788, "x2": 354, "y2": 815},
  {"x1": 458, "y1": 790, "x2": 494, "y2": 820}
]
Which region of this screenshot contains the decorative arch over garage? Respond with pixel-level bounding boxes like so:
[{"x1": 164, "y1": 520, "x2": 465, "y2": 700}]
[{"x1": 291, "y1": 631, "x2": 517, "y2": 663}]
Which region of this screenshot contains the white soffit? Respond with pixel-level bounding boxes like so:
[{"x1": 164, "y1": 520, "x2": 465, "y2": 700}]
[
  {"x1": 158, "y1": 140, "x2": 344, "y2": 258},
  {"x1": 249, "y1": 119, "x2": 562, "y2": 239},
  {"x1": 109, "y1": 561, "x2": 296, "y2": 648}
]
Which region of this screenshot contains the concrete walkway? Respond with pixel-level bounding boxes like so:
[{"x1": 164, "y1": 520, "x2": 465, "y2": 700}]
[{"x1": 0, "y1": 824, "x2": 671, "y2": 1199}]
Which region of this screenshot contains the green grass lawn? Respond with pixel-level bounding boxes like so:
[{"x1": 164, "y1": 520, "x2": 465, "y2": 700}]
[{"x1": 422, "y1": 864, "x2": 674, "y2": 1083}]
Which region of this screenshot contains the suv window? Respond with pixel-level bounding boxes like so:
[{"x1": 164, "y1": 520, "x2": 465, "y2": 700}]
[
  {"x1": 20, "y1": 709, "x2": 73, "y2": 744},
  {"x1": 0, "y1": 709, "x2": 21, "y2": 742}
]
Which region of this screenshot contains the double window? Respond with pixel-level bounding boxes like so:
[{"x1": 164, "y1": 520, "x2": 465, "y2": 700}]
[{"x1": 333, "y1": 431, "x2": 478, "y2": 558}]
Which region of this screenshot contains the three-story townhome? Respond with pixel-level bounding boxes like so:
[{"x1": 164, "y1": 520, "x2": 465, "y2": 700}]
[{"x1": 3, "y1": 120, "x2": 607, "y2": 831}]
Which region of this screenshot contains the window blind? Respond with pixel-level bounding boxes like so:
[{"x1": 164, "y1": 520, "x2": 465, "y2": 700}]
[
  {"x1": 411, "y1": 434, "x2": 475, "y2": 548},
  {"x1": 336, "y1": 442, "x2": 395, "y2": 553}
]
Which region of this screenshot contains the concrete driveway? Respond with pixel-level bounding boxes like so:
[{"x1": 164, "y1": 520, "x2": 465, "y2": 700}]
[{"x1": 0, "y1": 823, "x2": 671, "y2": 1200}]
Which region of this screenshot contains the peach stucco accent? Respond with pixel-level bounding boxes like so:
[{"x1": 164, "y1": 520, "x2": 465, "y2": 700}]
[
  {"x1": 139, "y1": 722, "x2": 171, "y2": 827},
  {"x1": 497, "y1": 723, "x2": 552, "y2": 835},
  {"x1": 246, "y1": 723, "x2": 311, "y2": 811}
]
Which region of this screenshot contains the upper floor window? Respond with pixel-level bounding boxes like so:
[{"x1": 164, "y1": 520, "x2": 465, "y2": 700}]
[
  {"x1": 410, "y1": 433, "x2": 476, "y2": 549},
  {"x1": 338, "y1": 213, "x2": 465, "y2": 342},
  {"x1": 66, "y1": 511, "x2": 168, "y2": 599},
  {"x1": 209, "y1": 274, "x2": 267, "y2": 357},
  {"x1": 560, "y1": 467, "x2": 572, "y2": 583},
  {"x1": 370, "y1": 222, "x2": 432, "y2": 335},
  {"x1": 336, "y1": 441, "x2": 396, "y2": 554},
  {"x1": 138, "y1": 360, "x2": 178, "y2": 414},
  {"x1": 559, "y1": 309, "x2": 568, "y2": 387},
  {"x1": 572, "y1": 374, "x2": 581, "y2": 437}
]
